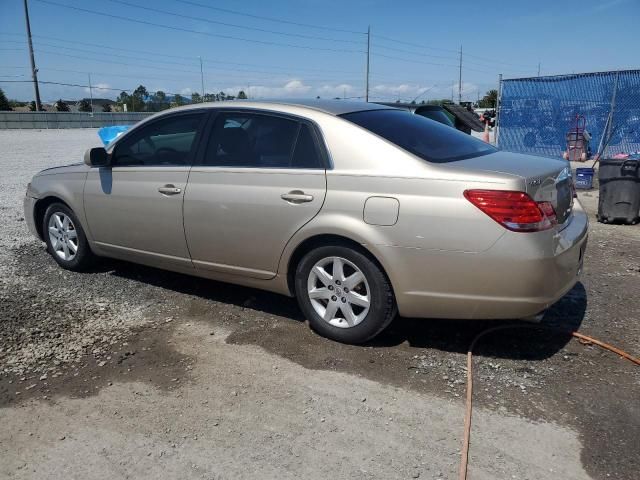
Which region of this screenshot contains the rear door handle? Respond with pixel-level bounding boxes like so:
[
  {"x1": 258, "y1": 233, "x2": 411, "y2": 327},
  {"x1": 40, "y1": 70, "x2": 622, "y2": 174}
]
[
  {"x1": 158, "y1": 184, "x2": 182, "y2": 195},
  {"x1": 281, "y1": 191, "x2": 314, "y2": 204}
]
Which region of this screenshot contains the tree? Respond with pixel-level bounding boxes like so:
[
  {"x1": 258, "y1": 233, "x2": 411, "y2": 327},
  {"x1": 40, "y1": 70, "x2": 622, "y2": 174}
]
[
  {"x1": 78, "y1": 99, "x2": 92, "y2": 112},
  {"x1": 0, "y1": 88, "x2": 11, "y2": 111},
  {"x1": 191, "y1": 92, "x2": 201, "y2": 103},
  {"x1": 237, "y1": 90, "x2": 247, "y2": 100},
  {"x1": 148, "y1": 90, "x2": 169, "y2": 111},
  {"x1": 102, "y1": 103, "x2": 112, "y2": 112},
  {"x1": 478, "y1": 89, "x2": 498, "y2": 108},
  {"x1": 117, "y1": 91, "x2": 131, "y2": 111},
  {"x1": 132, "y1": 85, "x2": 148, "y2": 111},
  {"x1": 29, "y1": 101, "x2": 37, "y2": 111},
  {"x1": 218, "y1": 91, "x2": 226, "y2": 101},
  {"x1": 9, "y1": 99, "x2": 27, "y2": 109},
  {"x1": 171, "y1": 94, "x2": 185, "y2": 108},
  {"x1": 55, "y1": 99, "x2": 70, "y2": 112}
]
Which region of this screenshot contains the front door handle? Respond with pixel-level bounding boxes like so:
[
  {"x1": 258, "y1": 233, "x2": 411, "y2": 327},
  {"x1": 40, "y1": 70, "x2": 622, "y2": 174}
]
[
  {"x1": 281, "y1": 191, "x2": 314, "y2": 204},
  {"x1": 158, "y1": 184, "x2": 182, "y2": 195}
]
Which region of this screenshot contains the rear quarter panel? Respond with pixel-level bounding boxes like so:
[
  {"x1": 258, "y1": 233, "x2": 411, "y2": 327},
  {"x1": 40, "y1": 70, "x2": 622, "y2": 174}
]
[{"x1": 277, "y1": 115, "x2": 523, "y2": 298}]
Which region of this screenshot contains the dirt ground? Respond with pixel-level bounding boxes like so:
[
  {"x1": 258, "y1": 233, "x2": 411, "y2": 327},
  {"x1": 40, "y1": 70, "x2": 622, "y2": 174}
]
[{"x1": 0, "y1": 130, "x2": 638, "y2": 479}]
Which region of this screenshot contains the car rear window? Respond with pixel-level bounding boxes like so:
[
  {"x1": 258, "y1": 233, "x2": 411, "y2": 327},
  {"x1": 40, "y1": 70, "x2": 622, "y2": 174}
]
[{"x1": 341, "y1": 109, "x2": 496, "y2": 163}]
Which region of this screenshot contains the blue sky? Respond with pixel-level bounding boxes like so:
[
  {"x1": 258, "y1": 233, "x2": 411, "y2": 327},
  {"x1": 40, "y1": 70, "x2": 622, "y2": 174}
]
[{"x1": 1, "y1": 0, "x2": 638, "y2": 103}]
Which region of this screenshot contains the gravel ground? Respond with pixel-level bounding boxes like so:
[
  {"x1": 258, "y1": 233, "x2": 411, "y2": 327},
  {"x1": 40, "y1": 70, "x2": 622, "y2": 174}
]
[{"x1": 0, "y1": 129, "x2": 639, "y2": 480}]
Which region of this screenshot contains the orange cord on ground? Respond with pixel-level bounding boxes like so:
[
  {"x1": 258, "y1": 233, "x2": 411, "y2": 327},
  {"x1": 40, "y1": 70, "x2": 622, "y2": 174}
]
[{"x1": 458, "y1": 326, "x2": 640, "y2": 480}]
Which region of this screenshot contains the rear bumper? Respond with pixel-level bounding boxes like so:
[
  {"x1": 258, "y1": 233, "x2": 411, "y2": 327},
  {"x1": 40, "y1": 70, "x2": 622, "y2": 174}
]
[
  {"x1": 23, "y1": 195, "x2": 39, "y2": 239},
  {"x1": 388, "y1": 201, "x2": 589, "y2": 319}
]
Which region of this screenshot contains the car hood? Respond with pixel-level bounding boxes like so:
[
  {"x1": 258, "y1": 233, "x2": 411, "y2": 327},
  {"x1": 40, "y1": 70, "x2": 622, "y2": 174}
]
[{"x1": 35, "y1": 162, "x2": 90, "y2": 177}]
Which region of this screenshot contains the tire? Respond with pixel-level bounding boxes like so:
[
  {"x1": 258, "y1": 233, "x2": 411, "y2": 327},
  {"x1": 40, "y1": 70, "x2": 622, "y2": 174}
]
[
  {"x1": 43, "y1": 202, "x2": 95, "y2": 271},
  {"x1": 294, "y1": 245, "x2": 396, "y2": 344}
]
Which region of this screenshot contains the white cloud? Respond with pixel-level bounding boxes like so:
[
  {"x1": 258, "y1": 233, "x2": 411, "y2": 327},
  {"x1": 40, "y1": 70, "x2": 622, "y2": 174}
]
[
  {"x1": 85, "y1": 83, "x2": 110, "y2": 94},
  {"x1": 219, "y1": 79, "x2": 312, "y2": 99},
  {"x1": 283, "y1": 79, "x2": 312, "y2": 94},
  {"x1": 317, "y1": 83, "x2": 357, "y2": 98},
  {"x1": 180, "y1": 87, "x2": 193, "y2": 96}
]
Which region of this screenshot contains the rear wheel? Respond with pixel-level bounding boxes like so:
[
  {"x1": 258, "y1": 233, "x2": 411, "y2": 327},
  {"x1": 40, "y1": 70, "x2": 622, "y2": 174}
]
[
  {"x1": 294, "y1": 245, "x2": 396, "y2": 344},
  {"x1": 43, "y1": 203, "x2": 95, "y2": 271}
]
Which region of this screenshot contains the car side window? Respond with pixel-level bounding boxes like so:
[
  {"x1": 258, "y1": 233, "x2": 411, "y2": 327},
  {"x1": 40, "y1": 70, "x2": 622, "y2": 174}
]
[
  {"x1": 112, "y1": 113, "x2": 204, "y2": 166},
  {"x1": 203, "y1": 112, "x2": 324, "y2": 169},
  {"x1": 291, "y1": 124, "x2": 324, "y2": 169}
]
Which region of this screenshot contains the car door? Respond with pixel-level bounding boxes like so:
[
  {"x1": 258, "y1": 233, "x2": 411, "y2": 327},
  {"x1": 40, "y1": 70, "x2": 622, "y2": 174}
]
[
  {"x1": 84, "y1": 111, "x2": 207, "y2": 269},
  {"x1": 183, "y1": 110, "x2": 328, "y2": 279}
]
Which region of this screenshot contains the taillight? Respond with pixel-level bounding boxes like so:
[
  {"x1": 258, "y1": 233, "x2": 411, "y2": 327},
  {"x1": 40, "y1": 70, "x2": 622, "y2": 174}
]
[{"x1": 464, "y1": 189, "x2": 558, "y2": 232}]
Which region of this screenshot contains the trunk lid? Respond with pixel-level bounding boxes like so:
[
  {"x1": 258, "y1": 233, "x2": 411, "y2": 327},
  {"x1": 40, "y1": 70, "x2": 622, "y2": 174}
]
[{"x1": 446, "y1": 151, "x2": 575, "y2": 225}]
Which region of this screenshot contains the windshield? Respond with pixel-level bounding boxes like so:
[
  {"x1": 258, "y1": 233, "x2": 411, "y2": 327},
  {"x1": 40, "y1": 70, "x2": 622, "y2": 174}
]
[
  {"x1": 341, "y1": 109, "x2": 497, "y2": 163},
  {"x1": 415, "y1": 109, "x2": 455, "y2": 127}
]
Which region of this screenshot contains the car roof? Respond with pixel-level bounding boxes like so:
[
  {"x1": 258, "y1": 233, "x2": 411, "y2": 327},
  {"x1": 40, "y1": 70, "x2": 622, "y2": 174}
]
[{"x1": 172, "y1": 99, "x2": 397, "y2": 116}]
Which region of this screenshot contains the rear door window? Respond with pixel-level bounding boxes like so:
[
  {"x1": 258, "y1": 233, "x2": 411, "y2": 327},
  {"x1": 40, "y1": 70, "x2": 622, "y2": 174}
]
[
  {"x1": 203, "y1": 112, "x2": 325, "y2": 169},
  {"x1": 341, "y1": 109, "x2": 496, "y2": 163}
]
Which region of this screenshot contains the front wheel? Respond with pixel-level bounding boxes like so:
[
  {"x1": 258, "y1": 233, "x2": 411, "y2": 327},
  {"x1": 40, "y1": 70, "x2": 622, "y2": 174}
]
[
  {"x1": 294, "y1": 245, "x2": 396, "y2": 344},
  {"x1": 43, "y1": 203, "x2": 95, "y2": 271}
]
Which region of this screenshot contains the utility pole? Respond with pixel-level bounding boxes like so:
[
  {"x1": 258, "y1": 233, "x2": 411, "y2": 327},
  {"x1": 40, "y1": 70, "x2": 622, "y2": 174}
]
[
  {"x1": 458, "y1": 45, "x2": 463, "y2": 104},
  {"x1": 23, "y1": 0, "x2": 42, "y2": 111},
  {"x1": 495, "y1": 73, "x2": 503, "y2": 146},
  {"x1": 537, "y1": 62, "x2": 541, "y2": 77},
  {"x1": 199, "y1": 56, "x2": 205, "y2": 102},
  {"x1": 365, "y1": 26, "x2": 370, "y2": 102},
  {"x1": 88, "y1": 73, "x2": 94, "y2": 113}
]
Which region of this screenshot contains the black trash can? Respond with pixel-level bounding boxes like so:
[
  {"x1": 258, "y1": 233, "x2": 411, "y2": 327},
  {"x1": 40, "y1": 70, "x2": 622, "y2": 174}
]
[{"x1": 597, "y1": 158, "x2": 640, "y2": 224}]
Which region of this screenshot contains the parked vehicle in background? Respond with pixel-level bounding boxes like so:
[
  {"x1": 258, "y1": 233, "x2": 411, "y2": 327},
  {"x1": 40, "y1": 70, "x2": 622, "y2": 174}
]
[{"x1": 24, "y1": 100, "x2": 588, "y2": 343}]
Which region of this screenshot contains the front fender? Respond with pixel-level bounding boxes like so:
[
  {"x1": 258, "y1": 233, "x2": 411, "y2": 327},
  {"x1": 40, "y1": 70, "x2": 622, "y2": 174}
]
[{"x1": 29, "y1": 172, "x2": 91, "y2": 241}]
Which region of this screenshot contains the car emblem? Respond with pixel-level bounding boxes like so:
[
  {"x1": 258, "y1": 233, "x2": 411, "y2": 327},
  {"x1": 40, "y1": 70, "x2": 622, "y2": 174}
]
[{"x1": 528, "y1": 178, "x2": 542, "y2": 187}]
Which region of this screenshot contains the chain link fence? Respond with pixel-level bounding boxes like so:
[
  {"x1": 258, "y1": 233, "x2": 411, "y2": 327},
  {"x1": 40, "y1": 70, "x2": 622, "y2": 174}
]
[{"x1": 496, "y1": 69, "x2": 640, "y2": 158}]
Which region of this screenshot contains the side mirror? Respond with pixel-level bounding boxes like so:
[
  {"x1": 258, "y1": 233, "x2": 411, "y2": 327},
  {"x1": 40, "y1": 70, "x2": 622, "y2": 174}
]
[{"x1": 84, "y1": 147, "x2": 110, "y2": 167}]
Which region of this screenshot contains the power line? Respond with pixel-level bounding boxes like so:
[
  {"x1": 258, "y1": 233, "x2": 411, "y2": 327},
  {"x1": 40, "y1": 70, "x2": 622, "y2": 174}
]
[
  {"x1": 35, "y1": 49, "x2": 201, "y2": 74},
  {"x1": 105, "y1": 0, "x2": 364, "y2": 45},
  {"x1": 32, "y1": 48, "x2": 361, "y2": 85},
  {"x1": 40, "y1": 35, "x2": 363, "y2": 74},
  {"x1": 371, "y1": 43, "x2": 458, "y2": 61},
  {"x1": 371, "y1": 52, "x2": 459, "y2": 69},
  {"x1": 463, "y1": 52, "x2": 533, "y2": 69},
  {"x1": 171, "y1": 0, "x2": 366, "y2": 35},
  {"x1": 372, "y1": 34, "x2": 459, "y2": 53},
  {"x1": 35, "y1": 0, "x2": 363, "y2": 53},
  {"x1": 33, "y1": 0, "x2": 364, "y2": 54},
  {"x1": 35, "y1": 42, "x2": 200, "y2": 68},
  {"x1": 0, "y1": 79, "x2": 187, "y2": 98},
  {"x1": 373, "y1": 33, "x2": 537, "y2": 70},
  {"x1": 1, "y1": 33, "x2": 364, "y2": 75}
]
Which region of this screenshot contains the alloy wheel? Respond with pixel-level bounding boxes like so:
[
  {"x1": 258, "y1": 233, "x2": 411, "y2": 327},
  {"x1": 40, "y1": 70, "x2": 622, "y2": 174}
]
[
  {"x1": 48, "y1": 212, "x2": 78, "y2": 261},
  {"x1": 307, "y1": 256, "x2": 371, "y2": 328}
]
